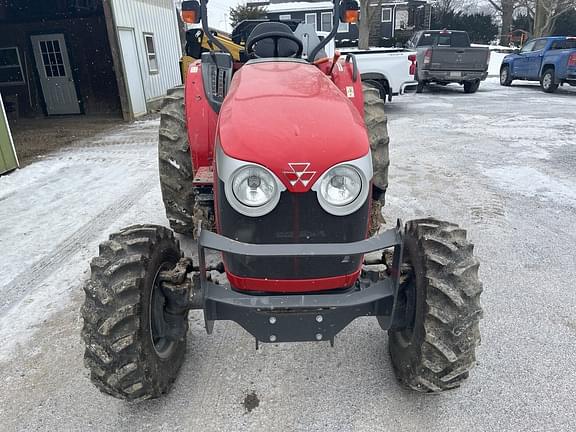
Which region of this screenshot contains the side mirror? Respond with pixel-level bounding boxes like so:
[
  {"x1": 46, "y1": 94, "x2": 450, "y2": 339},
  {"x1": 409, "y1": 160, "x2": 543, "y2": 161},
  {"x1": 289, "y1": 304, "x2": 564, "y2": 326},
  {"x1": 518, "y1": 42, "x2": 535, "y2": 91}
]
[
  {"x1": 181, "y1": 0, "x2": 202, "y2": 24},
  {"x1": 340, "y1": 0, "x2": 359, "y2": 24},
  {"x1": 514, "y1": 49, "x2": 521, "y2": 54}
]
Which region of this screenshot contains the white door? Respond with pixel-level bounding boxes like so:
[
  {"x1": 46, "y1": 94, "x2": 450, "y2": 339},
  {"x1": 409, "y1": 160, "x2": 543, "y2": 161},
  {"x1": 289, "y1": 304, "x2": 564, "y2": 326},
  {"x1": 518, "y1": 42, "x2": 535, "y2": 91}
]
[
  {"x1": 118, "y1": 28, "x2": 147, "y2": 117},
  {"x1": 30, "y1": 34, "x2": 81, "y2": 115}
]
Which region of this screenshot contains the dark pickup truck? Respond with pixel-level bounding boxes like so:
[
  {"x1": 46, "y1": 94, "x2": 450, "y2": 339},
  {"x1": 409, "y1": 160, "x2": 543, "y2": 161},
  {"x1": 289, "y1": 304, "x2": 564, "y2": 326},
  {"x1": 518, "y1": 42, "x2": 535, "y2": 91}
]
[
  {"x1": 500, "y1": 36, "x2": 576, "y2": 93},
  {"x1": 406, "y1": 30, "x2": 490, "y2": 94}
]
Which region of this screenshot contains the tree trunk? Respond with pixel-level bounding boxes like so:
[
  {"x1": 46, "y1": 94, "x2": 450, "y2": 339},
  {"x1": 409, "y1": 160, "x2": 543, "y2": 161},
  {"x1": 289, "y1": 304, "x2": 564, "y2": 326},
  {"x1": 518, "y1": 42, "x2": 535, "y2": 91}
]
[
  {"x1": 359, "y1": 0, "x2": 371, "y2": 49},
  {"x1": 500, "y1": 1, "x2": 514, "y2": 45},
  {"x1": 534, "y1": 0, "x2": 544, "y2": 36},
  {"x1": 533, "y1": 0, "x2": 559, "y2": 37}
]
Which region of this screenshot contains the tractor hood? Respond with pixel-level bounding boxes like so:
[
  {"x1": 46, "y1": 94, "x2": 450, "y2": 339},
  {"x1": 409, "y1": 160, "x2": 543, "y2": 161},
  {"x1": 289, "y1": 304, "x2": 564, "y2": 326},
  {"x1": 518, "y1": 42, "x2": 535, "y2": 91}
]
[{"x1": 217, "y1": 61, "x2": 370, "y2": 192}]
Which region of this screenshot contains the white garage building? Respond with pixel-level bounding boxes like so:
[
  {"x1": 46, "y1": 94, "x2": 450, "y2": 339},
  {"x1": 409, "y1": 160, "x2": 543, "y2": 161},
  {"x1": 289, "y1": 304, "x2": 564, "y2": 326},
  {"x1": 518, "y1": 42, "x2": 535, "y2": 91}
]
[
  {"x1": 109, "y1": 0, "x2": 183, "y2": 117},
  {"x1": 0, "y1": 0, "x2": 183, "y2": 120}
]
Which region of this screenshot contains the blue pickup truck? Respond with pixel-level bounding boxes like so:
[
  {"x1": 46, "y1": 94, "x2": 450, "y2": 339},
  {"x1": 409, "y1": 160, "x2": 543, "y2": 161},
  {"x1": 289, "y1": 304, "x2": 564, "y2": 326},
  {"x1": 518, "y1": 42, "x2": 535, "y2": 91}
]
[{"x1": 500, "y1": 36, "x2": 576, "y2": 93}]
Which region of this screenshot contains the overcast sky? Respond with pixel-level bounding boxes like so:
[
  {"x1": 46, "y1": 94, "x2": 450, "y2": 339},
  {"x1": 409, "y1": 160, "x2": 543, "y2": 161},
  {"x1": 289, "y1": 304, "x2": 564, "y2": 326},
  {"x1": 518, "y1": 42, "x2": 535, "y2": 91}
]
[
  {"x1": 206, "y1": 0, "x2": 239, "y2": 30},
  {"x1": 175, "y1": 0, "x2": 240, "y2": 31}
]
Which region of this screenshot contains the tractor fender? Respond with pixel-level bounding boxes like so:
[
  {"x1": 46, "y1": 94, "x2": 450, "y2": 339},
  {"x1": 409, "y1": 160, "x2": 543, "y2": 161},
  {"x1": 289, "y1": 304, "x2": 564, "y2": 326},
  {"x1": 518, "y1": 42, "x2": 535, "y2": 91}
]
[
  {"x1": 330, "y1": 58, "x2": 365, "y2": 118},
  {"x1": 184, "y1": 61, "x2": 218, "y2": 171}
]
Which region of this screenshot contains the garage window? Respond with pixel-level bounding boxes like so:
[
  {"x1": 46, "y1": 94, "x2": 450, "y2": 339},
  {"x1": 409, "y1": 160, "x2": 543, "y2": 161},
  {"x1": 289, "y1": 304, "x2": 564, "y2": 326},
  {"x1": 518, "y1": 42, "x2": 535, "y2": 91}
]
[
  {"x1": 382, "y1": 8, "x2": 392, "y2": 23},
  {"x1": 0, "y1": 47, "x2": 25, "y2": 86},
  {"x1": 144, "y1": 33, "x2": 158, "y2": 74}
]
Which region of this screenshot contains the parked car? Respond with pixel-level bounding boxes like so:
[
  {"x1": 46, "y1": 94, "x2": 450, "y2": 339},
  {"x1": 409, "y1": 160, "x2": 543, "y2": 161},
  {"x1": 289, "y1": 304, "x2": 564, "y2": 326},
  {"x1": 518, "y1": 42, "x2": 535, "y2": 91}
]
[
  {"x1": 406, "y1": 30, "x2": 490, "y2": 94},
  {"x1": 500, "y1": 36, "x2": 576, "y2": 93},
  {"x1": 340, "y1": 47, "x2": 418, "y2": 102}
]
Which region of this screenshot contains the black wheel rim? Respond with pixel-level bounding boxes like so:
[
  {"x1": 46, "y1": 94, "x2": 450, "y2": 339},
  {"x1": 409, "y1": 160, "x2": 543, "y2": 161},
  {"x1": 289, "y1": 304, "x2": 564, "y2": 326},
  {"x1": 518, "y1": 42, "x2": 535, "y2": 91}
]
[{"x1": 150, "y1": 263, "x2": 176, "y2": 359}]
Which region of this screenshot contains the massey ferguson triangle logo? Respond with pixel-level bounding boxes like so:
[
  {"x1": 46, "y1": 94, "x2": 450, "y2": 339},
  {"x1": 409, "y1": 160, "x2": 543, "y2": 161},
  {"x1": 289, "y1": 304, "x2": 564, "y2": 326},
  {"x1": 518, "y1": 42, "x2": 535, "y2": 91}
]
[{"x1": 283, "y1": 163, "x2": 316, "y2": 187}]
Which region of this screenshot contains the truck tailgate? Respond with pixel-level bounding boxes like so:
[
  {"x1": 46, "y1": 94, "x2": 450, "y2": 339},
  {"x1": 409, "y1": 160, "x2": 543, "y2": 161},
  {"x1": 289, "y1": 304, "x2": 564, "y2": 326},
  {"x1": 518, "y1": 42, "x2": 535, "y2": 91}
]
[{"x1": 429, "y1": 47, "x2": 489, "y2": 71}]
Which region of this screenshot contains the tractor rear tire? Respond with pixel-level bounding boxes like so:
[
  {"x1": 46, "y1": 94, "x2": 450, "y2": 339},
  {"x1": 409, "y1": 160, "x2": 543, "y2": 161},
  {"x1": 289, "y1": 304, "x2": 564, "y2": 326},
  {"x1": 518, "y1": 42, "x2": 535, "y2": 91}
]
[
  {"x1": 159, "y1": 86, "x2": 196, "y2": 235},
  {"x1": 363, "y1": 84, "x2": 389, "y2": 235},
  {"x1": 81, "y1": 225, "x2": 187, "y2": 400},
  {"x1": 388, "y1": 219, "x2": 483, "y2": 392}
]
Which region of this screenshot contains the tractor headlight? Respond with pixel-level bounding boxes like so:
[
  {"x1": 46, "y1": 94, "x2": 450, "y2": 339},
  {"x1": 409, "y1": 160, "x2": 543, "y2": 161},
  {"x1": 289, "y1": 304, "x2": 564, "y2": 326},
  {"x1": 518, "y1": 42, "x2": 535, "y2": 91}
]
[
  {"x1": 232, "y1": 165, "x2": 277, "y2": 207},
  {"x1": 319, "y1": 165, "x2": 362, "y2": 207},
  {"x1": 217, "y1": 145, "x2": 285, "y2": 217},
  {"x1": 313, "y1": 154, "x2": 372, "y2": 216}
]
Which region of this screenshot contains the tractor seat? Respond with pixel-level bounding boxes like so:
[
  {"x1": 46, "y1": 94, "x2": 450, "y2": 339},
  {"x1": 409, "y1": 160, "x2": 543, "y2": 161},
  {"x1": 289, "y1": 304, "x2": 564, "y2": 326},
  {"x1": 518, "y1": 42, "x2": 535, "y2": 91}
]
[{"x1": 246, "y1": 22, "x2": 301, "y2": 58}]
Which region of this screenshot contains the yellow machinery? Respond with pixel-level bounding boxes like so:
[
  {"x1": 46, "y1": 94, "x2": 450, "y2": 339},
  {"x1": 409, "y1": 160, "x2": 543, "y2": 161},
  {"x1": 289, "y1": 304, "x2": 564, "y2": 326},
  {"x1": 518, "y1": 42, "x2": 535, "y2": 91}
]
[{"x1": 180, "y1": 29, "x2": 244, "y2": 82}]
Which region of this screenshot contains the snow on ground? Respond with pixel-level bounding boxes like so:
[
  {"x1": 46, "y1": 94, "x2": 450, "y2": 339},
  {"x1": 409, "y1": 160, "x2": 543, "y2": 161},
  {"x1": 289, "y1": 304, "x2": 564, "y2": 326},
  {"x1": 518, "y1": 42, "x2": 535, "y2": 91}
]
[
  {"x1": 483, "y1": 165, "x2": 576, "y2": 208},
  {"x1": 0, "y1": 79, "x2": 576, "y2": 431},
  {"x1": 0, "y1": 119, "x2": 164, "y2": 361}
]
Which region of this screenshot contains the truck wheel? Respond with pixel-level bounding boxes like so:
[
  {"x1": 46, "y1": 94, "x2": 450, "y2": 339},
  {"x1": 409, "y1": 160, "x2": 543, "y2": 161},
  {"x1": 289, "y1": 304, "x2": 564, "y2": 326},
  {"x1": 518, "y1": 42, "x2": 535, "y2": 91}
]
[
  {"x1": 541, "y1": 68, "x2": 559, "y2": 93},
  {"x1": 389, "y1": 219, "x2": 483, "y2": 392},
  {"x1": 463, "y1": 80, "x2": 480, "y2": 94},
  {"x1": 81, "y1": 225, "x2": 188, "y2": 400},
  {"x1": 159, "y1": 86, "x2": 196, "y2": 235},
  {"x1": 363, "y1": 84, "x2": 389, "y2": 235},
  {"x1": 414, "y1": 67, "x2": 425, "y2": 93},
  {"x1": 500, "y1": 65, "x2": 513, "y2": 86}
]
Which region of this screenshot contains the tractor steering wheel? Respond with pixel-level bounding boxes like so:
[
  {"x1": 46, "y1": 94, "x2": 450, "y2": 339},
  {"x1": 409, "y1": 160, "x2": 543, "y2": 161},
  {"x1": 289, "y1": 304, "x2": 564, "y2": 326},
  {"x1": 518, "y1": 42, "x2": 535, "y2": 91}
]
[{"x1": 246, "y1": 31, "x2": 304, "y2": 59}]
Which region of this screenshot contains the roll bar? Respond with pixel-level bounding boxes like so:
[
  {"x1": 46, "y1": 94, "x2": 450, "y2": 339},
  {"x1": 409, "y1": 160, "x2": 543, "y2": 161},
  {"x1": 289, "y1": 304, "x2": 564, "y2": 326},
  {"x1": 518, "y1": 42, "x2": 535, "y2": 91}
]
[
  {"x1": 197, "y1": 0, "x2": 352, "y2": 63},
  {"x1": 199, "y1": 0, "x2": 232, "y2": 56},
  {"x1": 308, "y1": 0, "x2": 341, "y2": 62}
]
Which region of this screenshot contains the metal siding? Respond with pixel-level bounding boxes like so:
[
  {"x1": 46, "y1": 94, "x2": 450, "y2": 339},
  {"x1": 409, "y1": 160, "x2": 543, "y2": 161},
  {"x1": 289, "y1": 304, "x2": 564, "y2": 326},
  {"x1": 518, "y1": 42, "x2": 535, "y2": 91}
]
[
  {"x1": 0, "y1": 93, "x2": 19, "y2": 175},
  {"x1": 111, "y1": 0, "x2": 181, "y2": 101}
]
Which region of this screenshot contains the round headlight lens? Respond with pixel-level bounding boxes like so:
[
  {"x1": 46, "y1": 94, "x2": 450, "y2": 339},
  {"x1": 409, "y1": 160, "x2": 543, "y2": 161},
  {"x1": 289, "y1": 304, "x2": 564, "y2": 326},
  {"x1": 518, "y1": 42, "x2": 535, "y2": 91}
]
[
  {"x1": 232, "y1": 165, "x2": 277, "y2": 207},
  {"x1": 320, "y1": 165, "x2": 362, "y2": 206}
]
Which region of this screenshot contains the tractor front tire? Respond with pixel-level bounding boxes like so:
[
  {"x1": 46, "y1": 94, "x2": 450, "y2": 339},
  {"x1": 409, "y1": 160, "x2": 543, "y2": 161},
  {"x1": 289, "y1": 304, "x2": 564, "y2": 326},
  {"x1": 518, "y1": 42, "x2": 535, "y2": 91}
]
[
  {"x1": 159, "y1": 86, "x2": 196, "y2": 235},
  {"x1": 363, "y1": 84, "x2": 389, "y2": 235},
  {"x1": 81, "y1": 225, "x2": 187, "y2": 400},
  {"x1": 388, "y1": 219, "x2": 483, "y2": 392}
]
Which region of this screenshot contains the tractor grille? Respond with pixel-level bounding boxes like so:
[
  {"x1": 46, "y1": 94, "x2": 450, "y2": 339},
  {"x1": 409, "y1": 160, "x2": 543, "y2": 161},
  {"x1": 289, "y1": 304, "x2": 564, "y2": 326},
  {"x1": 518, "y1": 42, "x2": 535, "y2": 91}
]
[
  {"x1": 210, "y1": 68, "x2": 228, "y2": 100},
  {"x1": 216, "y1": 180, "x2": 369, "y2": 284}
]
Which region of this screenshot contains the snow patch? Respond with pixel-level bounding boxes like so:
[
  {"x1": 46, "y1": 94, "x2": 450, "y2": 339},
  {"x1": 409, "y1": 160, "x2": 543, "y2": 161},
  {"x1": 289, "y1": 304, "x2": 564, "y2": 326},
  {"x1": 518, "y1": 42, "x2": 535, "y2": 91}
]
[
  {"x1": 488, "y1": 52, "x2": 508, "y2": 77},
  {"x1": 484, "y1": 165, "x2": 576, "y2": 208}
]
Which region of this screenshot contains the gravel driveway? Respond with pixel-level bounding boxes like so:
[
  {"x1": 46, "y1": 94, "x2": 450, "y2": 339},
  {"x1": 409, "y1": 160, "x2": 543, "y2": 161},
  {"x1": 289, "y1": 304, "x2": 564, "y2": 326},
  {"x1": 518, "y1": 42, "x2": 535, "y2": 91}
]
[{"x1": 0, "y1": 78, "x2": 575, "y2": 431}]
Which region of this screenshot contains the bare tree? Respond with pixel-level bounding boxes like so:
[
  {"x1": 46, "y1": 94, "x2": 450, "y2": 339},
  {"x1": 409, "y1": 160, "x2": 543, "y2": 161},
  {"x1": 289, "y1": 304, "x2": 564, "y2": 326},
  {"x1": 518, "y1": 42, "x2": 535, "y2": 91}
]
[
  {"x1": 358, "y1": 0, "x2": 382, "y2": 49},
  {"x1": 533, "y1": 0, "x2": 576, "y2": 36},
  {"x1": 434, "y1": 0, "x2": 459, "y2": 18},
  {"x1": 487, "y1": 0, "x2": 520, "y2": 44}
]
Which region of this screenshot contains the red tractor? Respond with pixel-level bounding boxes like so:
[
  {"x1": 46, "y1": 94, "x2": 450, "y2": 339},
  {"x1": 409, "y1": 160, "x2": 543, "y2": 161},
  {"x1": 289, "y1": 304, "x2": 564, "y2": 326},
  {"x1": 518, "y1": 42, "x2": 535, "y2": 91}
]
[{"x1": 81, "y1": 0, "x2": 483, "y2": 400}]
